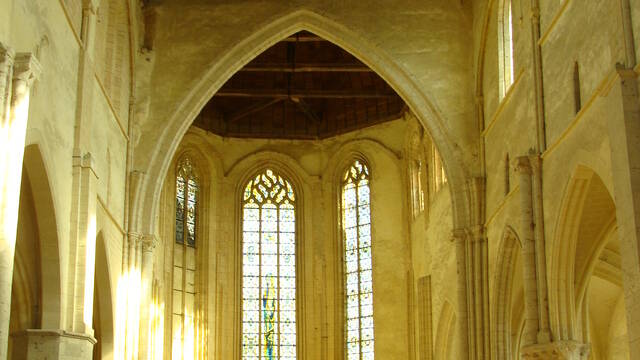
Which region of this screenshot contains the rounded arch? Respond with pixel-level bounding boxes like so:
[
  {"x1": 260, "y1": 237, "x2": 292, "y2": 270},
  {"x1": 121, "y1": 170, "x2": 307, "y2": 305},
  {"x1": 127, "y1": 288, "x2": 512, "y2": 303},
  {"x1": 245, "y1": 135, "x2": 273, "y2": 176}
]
[
  {"x1": 549, "y1": 165, "x2": 618, "y2": 342},
  {"x1": 22, "y1": 144, "x2": 62, "y2": 329},
  {"x1": 491, "y1": 225, "x2": 522, "y2": 359},
  {"x1": 132, "y1": 8, "x2": 470, "y2": 238}
]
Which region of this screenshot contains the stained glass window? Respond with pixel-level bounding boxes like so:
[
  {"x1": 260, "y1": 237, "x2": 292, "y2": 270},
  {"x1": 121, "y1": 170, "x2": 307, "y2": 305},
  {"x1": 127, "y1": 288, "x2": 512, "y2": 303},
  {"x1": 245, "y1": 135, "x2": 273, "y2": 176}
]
[
  {"x1": 176, "y1": 158, "x2": 198, "y2": 247},
  {"x1": 173, "y1": 157, "x2": 200, "y2": 359},
  {"x1": 242, "y1": 169, "x2": 297, "y2": 360},
  {"x1": 342, "y1": 160, "x2": 374, "y2": 360}
]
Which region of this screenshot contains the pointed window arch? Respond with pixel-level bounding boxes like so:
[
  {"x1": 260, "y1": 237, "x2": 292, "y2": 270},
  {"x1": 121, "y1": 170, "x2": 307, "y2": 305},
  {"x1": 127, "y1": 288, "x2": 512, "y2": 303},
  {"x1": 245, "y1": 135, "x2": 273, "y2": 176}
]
[
  {"x1": 342, "y1": 160, "x2": 374, "y2": 360},
  {"x1": 172, "y1": 156, "x2": 201, "y2": 359},
  {"x1": 499, "y1": 0, "x2": 515, "y2": 98},
  {"x1": 242, "y1": 169, "x2": 297, "y2": 360},
  {"x1": 176, "y1": 157, "x2": 199, "y2": 247}
]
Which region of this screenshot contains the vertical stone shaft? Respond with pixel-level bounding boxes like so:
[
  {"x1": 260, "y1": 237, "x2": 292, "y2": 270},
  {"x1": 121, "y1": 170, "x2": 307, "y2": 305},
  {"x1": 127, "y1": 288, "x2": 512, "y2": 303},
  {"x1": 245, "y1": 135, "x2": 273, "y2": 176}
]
[
  {"x1": 68, "y1": 152, "x2": 98, "y2": 332},
  {"x1": 453, "y1": 230, "x2": 469, "y2": 360},
  {"x1": 608, "y1": 66, "x2": 640, "y2": 357},
  {"x1": 0, "y1": 44, "x2": 15, "y2": 360},
  {"x1": 139, "y1": 236, "x2": 157, "y2": 360},
  {"x1": 0, "y1": 50, "x2": 39, "y2": 360},
  {"x1": 515, "y1": 156, "x2": 540, "y2": 346},
  {"x1": 529, "y1": 155, "x2": 551, "y2": 343},
  {"x1": 456, "y1": 177, "x2": 490, "y2": 360}
]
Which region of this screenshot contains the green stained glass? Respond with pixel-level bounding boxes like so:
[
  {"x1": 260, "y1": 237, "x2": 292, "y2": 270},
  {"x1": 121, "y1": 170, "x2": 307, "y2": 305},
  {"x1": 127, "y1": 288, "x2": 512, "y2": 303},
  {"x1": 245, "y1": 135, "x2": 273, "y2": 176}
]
[
  {"x1": 342, "y1": 160, "x2": 374, "y2": 360},
  {"x1": 242, "y1": 169, "x2": 297, "y2": 360}
]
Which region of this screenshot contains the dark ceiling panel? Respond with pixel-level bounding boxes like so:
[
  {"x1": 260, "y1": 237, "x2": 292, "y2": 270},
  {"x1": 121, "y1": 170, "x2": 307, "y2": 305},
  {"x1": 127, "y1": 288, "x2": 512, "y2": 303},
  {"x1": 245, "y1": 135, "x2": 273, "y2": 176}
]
[{"x1": 193, "y1": 31, "x2": 406, "y2": 139}]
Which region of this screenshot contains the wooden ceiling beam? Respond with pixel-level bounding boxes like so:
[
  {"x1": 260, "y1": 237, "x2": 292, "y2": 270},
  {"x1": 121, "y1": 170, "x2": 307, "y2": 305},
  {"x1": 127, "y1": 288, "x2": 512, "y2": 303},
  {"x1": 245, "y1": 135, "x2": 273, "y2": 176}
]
[
  {"x1": 226, "y1": 98, "x2": 282, "y2": 122},
  {"x1": 215, "y1": 89, "x2": 397, "y2": 99},
  {"x1": 282, "y1": 34, "x2": 326, "y2": 42},
  {"x1": 290, "y1": 97, "x2": 321, "y2": 123},
  {"x1": 240, "y1": 63, "x2": 373, "y2": 73}
]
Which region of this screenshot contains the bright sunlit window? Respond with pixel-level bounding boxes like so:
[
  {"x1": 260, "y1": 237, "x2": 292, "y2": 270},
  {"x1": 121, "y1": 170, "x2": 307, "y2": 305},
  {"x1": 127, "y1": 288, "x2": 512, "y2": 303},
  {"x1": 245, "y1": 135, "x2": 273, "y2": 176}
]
[
  {"x1": 499, "y1": 0, "x2": 515, "y2": 98},
  {"x1": 342, "y1": 160, "x2": 374, "y2": 360},
  {"x1": 242, "y1": 169, "x2": 297, "y2": 360}
]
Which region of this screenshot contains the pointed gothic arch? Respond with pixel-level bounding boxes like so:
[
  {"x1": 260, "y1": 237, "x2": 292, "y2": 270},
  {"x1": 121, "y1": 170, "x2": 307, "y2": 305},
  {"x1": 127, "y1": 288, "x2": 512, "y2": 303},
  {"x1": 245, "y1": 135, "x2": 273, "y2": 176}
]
[{"x1": 131, "y1": 8, "x2": 471, "y2": 242}]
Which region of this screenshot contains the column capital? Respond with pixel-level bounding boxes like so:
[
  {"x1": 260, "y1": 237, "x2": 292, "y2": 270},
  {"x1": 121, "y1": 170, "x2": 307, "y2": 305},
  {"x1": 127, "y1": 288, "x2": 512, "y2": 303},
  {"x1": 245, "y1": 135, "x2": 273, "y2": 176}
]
[
  {"x1": 82, "y1": 0, "x2": 100, "y2": 13},
  {"x1": 450, "y1": 228, "x2": 468, "y2": 243},
  {"x1": 521, "y1": 340, "x2": 589, "y2": 359},
  {"x1": 13, "y1": 53, "x2": 41, "y2": 85},
  {"x1": 0, "y1": 43, "x2": 15, "y2": 70},
  {"x1": 514, "y1": 155, "x2": 532, "y2": 174},
  {"x1": 141, "y1": 234, "x2": 159, "y2": 253}
]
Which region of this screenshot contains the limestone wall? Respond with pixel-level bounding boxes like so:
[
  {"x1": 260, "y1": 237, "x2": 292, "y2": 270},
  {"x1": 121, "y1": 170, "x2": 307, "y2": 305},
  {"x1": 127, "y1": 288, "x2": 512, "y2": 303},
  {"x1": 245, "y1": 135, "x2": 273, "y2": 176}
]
[{"x1": 159, "y1": 119, "x2": 414, "y2": 359}]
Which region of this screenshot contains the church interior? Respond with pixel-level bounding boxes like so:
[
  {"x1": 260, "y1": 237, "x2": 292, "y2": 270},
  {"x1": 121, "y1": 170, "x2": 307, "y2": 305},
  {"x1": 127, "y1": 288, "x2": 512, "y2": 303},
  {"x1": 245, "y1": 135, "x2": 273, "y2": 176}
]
[{"x1": 1, "y1": 1, "x2": 640, "y2": 359}]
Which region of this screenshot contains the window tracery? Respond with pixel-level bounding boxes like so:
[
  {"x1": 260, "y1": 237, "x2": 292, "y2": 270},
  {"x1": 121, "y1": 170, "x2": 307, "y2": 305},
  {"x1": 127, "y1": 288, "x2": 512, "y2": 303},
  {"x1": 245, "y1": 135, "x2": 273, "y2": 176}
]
[
  {"x1": 242, "y1": 169, "x2": 297, "y2": 360},
  {"x1": 342, "y1": 160, "x2": 374, "y2": 360},
  {"x1": 172, "y1": 156, "x2": 201, "y2": 359}
]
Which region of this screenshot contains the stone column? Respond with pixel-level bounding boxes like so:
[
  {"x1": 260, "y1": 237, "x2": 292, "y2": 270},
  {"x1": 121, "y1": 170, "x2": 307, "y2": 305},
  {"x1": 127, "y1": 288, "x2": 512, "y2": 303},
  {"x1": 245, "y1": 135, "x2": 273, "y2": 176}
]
[
  {"x1": 529, "y1": 155, "x2": 552, "y2": 343},
  {"x1": 517, "y1": 156, "x2": 585, "y2": 359},
  {"x1": 454, "y1": 177, "x2": 490, "y2": 360},
  {"x1": 0, "y1": 50, "x2": 40, "y2": 360},
  {"x1": 139, "y1": 234, "x2": 158, "y2": 360},
  {"x1": 608, "y1": 65, "x2": 640, "y2": 357},
  {"x1": 515, "y1": 156, "x2": 540, "y2": 347}
]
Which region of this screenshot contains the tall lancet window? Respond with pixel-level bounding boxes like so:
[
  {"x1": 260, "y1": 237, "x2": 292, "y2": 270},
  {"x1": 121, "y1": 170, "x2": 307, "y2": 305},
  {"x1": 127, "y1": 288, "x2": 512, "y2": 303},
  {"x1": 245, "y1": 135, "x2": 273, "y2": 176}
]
[
  {"x1": 173, "y1": 157, "x2": 200, "y2": 359},
  {"x1": 242, "y1": 169, "x2": 297, "y2": 360},
  {"x1": 342, "y1": 160, "x2": 374, "y2": 360},
  {"x1": 499, "y1": 0, "x2": 515, "y2": 98}
]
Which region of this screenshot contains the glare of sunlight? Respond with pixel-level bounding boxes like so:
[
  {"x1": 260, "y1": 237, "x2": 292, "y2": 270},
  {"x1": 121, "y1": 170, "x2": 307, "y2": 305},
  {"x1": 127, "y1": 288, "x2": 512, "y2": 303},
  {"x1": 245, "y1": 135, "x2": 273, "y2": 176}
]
[{"x1": 83, "y1": 216, "x2": 97, "y2": 327}]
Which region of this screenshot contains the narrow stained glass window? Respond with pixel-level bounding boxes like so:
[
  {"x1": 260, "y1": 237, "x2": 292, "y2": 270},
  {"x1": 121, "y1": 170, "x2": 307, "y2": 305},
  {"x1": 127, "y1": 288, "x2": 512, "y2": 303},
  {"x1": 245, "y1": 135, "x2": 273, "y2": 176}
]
[
  {"x1": 342, "y1": 160, "x2": 374, "y2": 360},
  {"x1": 176, "y1": 158, "x2": 198, "y2": 247},
  {"x1": 242, "y1": 169, "x2": 297, "y2": 360},
  {"x1": 173, "y1": 156, "x2": 200, "y2": 359}
]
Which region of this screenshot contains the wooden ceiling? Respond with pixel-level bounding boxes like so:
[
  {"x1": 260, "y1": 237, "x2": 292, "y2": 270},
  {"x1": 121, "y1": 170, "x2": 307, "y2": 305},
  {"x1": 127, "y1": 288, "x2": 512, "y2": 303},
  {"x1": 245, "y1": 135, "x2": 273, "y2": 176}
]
[{"x1": 193, "y1": 31, "x2": 406, "y2": 139}]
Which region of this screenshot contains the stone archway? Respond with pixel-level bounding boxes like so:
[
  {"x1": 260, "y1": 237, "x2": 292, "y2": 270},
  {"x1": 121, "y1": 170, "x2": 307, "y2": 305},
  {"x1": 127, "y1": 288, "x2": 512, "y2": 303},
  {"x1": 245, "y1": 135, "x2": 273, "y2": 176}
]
[{"x1": 131, "y1": 8, "x2": 473, "y2": 238}]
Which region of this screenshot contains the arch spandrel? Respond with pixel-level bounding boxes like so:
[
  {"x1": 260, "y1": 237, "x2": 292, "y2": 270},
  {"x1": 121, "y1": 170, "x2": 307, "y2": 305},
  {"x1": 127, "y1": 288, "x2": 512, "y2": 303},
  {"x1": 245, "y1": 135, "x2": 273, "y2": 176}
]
[{"x1": 132, "y1": 6, "x2": 474, "y2": 236}]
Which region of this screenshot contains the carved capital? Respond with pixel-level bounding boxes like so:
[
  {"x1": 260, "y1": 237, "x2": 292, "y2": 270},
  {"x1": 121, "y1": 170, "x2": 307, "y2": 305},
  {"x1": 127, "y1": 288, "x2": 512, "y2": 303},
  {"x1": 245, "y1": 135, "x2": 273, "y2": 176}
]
[
  {"x1": 514, "y1": 155, "x2": 532, "y2": 174},
  {"x1": 521, "y1": 341, "x2": 590, "y2": 360},
  {"x1": 450, "y1": 228, "x2": 468, "y2": 244},
  {"x1": 127, "y1": 232, "x2": 144, "y2": 245},
  {"x1": 0, "y1": 43, "x2": 15, "y2": 74},
  {"x1": 141, "y1": 234, "x2": 159, "y2": 253},
  {"x1": 13, "y1": 53, "x2": 41, "y2": 86},
  {"x1": 82, "y1": 0, "x2": 100, "y2": 13}
]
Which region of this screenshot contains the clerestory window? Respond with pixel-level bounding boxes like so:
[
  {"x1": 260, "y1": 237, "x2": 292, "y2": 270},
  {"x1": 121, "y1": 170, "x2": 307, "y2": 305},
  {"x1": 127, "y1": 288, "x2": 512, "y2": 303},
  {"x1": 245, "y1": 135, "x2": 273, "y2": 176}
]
[{"x1": 499, "y1": 0, "x2": 515, "y2": 98}]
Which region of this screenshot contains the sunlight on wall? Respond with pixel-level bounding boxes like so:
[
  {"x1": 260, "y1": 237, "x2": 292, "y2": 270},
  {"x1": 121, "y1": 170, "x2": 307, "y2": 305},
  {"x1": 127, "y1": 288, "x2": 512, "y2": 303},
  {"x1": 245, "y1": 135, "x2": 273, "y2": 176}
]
[
  {"x1": 83, "y1": 217, "x2": 97, "y2": 327},
  {"x1": 114, "y1": 266, "x2": 141, "y2": 360},
  {"x1": 0, "y1": 91, "x2": 30, "y2": 257},
  {"x1": 149, "y1": 297, "x2": 165, "y2": 360}
]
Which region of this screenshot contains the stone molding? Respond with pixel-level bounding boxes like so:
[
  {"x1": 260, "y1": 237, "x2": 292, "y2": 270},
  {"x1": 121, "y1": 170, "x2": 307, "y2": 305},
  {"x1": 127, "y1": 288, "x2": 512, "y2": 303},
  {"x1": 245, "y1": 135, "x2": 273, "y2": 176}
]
[
  {"x1": 13, "y1": 53, "x2": 42, "y2": 85},
  {"x1": 0, "y1": 43, "x2": 15, "y2": 73},
  {"x1": 521, "y1": 340, "x2": 590, "y2": 360}
]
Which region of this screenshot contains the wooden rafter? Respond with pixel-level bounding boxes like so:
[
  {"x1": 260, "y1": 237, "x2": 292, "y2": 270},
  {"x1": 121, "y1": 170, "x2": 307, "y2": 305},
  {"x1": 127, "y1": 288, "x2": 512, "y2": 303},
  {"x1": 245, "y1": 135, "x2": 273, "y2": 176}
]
[
  {"x1": 240, "y1": 63, "x2": 373, "y2": 73},
  {"x1": 215, "y1": 88, "x2": 397, "y2": 99},
  {"x1": 226, "y1": 98, "x2": 282, "y2": 122}
]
